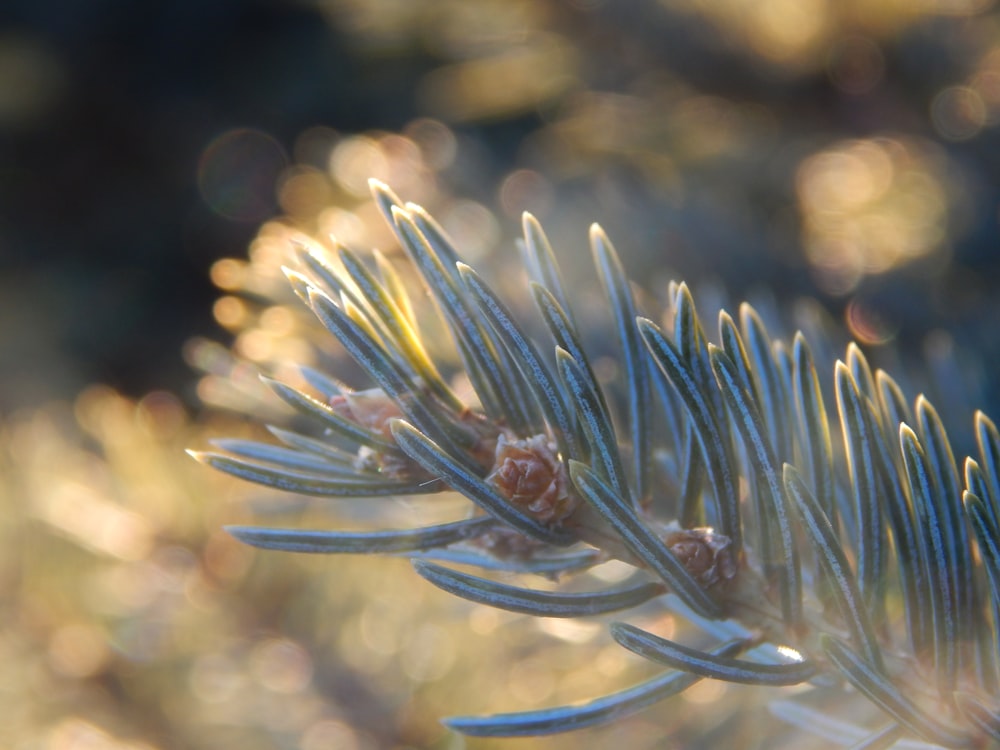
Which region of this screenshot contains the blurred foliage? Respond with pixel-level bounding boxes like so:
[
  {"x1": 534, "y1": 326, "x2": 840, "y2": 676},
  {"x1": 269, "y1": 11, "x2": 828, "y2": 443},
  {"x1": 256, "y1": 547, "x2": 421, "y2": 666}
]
[
  {"x1": 0, "y1": 388, "x2": 787, "y2": 748},
  {"x1": 4, "y1": 0, "x2": 1000, "y2": 747}
]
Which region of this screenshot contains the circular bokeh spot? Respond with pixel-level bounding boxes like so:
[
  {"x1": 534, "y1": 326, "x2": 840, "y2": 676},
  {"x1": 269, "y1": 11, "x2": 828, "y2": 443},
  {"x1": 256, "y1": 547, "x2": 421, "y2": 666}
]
[
  {"x1": 931, "y1": 86, "x2": 986, "y2": 141},
  {"x1": 198, "y1": 128, "x2": 288, "y2": 221}
]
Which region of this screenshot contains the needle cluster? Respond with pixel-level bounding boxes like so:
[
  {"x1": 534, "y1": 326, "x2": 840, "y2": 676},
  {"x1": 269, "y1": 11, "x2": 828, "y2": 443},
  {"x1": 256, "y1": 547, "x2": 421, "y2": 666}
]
[{"x1": 194, "y1": 180, "x2": 1000, "y2": 747}]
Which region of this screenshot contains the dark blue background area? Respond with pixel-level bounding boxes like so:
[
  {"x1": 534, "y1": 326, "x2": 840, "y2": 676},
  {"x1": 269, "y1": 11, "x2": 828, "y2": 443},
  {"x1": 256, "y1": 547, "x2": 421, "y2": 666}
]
[{"x1": 0, "y1": 0, "x2": 438, "y2": 410}]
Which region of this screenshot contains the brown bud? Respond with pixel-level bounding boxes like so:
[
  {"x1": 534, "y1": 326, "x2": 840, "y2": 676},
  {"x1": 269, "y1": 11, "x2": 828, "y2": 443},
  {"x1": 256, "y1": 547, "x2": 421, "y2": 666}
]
[
  {"x1": 663, "y1": 526, "x2": 738, "y2": 589},
  {"x1": 487, "y1": 433, "x2": 578, "y2": 524},
  {"x1": 331, "y1": 387, "x2": 428, "y2": 479}
]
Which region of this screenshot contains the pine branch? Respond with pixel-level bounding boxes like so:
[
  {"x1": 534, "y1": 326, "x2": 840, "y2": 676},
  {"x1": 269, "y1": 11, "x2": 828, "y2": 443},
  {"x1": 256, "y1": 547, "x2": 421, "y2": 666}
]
[{"x1": 197, "y1": 180, "x2": 1000, "y2": 748}]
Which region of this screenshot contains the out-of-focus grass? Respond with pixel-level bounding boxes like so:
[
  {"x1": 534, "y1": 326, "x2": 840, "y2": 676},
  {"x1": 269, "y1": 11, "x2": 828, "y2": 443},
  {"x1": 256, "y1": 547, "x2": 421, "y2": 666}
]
[{"x1": 0, "y1": 387, "x2": 792, "y2": 749}]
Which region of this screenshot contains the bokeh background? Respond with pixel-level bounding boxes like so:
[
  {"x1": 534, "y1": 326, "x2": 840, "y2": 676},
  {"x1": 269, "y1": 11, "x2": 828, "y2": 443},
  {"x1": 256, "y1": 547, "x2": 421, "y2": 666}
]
[{"x1": 2, "y1": 1, "x2": 1000, "y2": 748}]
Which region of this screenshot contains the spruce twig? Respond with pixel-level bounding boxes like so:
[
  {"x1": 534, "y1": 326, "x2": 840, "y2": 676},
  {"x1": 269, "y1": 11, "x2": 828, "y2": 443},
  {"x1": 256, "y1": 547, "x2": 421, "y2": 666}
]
[{"x1": 196, "y1": 180, "x2": 1000, "y2": 748}]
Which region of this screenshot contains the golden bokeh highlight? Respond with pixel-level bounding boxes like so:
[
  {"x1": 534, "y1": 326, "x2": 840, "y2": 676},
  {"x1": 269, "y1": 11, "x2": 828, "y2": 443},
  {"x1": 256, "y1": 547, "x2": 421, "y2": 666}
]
[
  {"x1": 796, "y1": 137, "x2": 955, "y2": 294},
  {"x1": 418, "y1": 34, "x2": 578, "y2": 122},
  {"x1": 212, "y1": 296, "x2": 248, "y2": 330},
  {"x1": 45, "y1": 717, "x2": 156, "y2": 750},
  {"x1": 330, "y1": 136, "x2": 390, "y2": 198},
  {"x1": 278, "y1": 166, "x2": 336, "y2": 223},
  {"x1": 680, "y1": 676, "x2": 728, "y2": 705},
  {"x1": 403, "y1": 118, "x2": 458, "y2": 171},
  {"x1": 299, "y1": 719, "x2": 368, "y2": 750},
  {"x1": 249, "y1": 637, "x2": 314, "y2": 694},
  {"x1": 658, "y1": 0, "x2": 832, "y2": 68},
  {"x1": 536, "y1": 617, "x2": 603, "y2": 645},
  {"x1": 48, "y1": 622, "x2": 110, "y2": 679}
]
